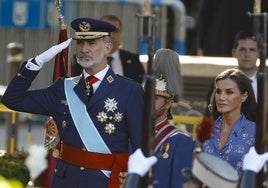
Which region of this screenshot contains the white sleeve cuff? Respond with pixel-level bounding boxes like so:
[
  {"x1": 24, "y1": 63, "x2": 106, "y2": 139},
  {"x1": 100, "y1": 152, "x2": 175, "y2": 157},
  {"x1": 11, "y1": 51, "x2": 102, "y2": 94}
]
[{"x1": 25, "y1": 58, "x2": 42, "y2": 71}]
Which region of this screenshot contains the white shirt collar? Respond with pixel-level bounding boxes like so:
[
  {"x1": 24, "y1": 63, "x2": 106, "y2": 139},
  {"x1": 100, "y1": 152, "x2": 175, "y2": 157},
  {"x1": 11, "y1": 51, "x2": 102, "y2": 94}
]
[
  {"x1": 82, "y1": 66, "x2": 109, "y2": 93},
  {"x1": 110, "y1": 49, "x2": 120, "y2": 60},
  {"x1": 109, "y1": 49, "x2": 124, "y2": 76},
  {"x1": 83, "y1": 65, "x2": 109, "y2": 82},
  {"x1": 249, "y1": 72, "x2": 257, "y2": 81},
  {"x1": 249, "y1": 71, "x2": 258, "y2": 102}
]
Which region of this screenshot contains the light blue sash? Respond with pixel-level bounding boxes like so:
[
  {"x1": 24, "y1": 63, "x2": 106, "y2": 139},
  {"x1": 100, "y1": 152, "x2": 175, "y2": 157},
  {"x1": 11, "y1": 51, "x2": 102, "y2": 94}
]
[{"x1": 64, "y1": 77, "x2": 111, "y2": 177}]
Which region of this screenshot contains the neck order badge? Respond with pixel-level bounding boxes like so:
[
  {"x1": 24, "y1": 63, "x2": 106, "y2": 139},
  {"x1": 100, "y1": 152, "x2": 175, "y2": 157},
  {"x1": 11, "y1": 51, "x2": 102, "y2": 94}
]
[{"x1": 86, "y1": 75, "x2": 98, "y2": 98}]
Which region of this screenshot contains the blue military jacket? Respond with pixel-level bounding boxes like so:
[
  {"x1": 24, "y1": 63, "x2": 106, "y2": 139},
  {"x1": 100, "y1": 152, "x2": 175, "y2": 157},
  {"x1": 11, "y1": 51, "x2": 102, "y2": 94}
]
[
  {"x1": 153, "y1": 124, "x2": 194, "y2": 188},
  {"x1": 2, "y1": 63, "x2": 144, "y2": 188}
]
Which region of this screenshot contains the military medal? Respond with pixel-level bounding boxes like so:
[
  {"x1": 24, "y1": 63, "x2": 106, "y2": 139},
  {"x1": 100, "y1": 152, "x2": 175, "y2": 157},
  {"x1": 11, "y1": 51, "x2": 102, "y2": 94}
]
[
  {"x1": 104, "y1": 122, "x2": 116, "y2": 134},
  {"x1": 162, "y1": 143, "x2": 170, "y2": 159},
  {"x1": 158, "y1": 142, "x2": 170, "y2": 159},
  {"x1": 104, "y1": 98, "x2": 118, "y2": 112},
  {"x1": 86, "y1": 82, "x2": 93, "y2": 96},
  {"x1": 97, "y1": 111, "x2": 108, "y2": 123},
  {"x1": 163, "y1": 152, "x2": 169, "y2": 159},
  {"x1": 96, "y1": 98, "x2": 124, "y2": 135},
  {"x1": 114, "y1": 112, "x2": 123, "y2": 122}
]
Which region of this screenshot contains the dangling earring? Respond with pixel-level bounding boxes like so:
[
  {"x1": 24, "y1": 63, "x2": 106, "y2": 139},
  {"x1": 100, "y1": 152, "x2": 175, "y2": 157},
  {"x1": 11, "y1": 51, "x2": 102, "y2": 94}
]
[{"x1": 208, "y1": 104, "x2": 212, "y2": 112}]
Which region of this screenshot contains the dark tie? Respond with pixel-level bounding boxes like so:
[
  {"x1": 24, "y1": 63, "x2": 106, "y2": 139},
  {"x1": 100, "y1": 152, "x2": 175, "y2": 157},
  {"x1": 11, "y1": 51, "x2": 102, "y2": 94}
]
[
  {"x1": 107, "y1": 56, "x2": 113, "y2": 67},
  {"x1": 86, "y1": 76, "x2": 98, "y2": 99}
]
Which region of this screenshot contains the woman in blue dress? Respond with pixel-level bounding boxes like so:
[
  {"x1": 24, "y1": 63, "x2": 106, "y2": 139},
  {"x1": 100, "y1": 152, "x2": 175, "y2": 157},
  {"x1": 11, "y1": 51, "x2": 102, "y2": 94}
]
[{"x1": 201, "y1": 68, "x2": 257, "y2": 175}]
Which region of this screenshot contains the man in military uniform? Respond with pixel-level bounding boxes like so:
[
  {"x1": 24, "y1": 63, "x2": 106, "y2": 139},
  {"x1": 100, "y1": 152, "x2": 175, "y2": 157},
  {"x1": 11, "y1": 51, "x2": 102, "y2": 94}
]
[
  {"x1": 151, "y1": 49, "x2": 194, "y2": 188},
  {"x1": 122, "y1": 48, "x2": 193, "y2": 188},
  {"x1": 72, "y1": 15, "x2": 145, "y2": 83},
  {"x1": 2, "y1": 17, "x2": 144, "y2": 188}
]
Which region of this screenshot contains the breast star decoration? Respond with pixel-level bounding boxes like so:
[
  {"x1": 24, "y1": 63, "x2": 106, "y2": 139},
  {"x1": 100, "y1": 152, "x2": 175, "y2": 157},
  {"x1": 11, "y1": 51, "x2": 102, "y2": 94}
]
[{"x1": 96, "y1": 98, "x2": 123, "y2": 134}]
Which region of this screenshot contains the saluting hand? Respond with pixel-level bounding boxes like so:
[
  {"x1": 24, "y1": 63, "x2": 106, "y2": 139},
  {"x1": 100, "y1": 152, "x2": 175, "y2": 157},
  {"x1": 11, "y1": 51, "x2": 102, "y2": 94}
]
[{"x1": 33, "y1": 38, "x2": 73, "y2": 67}]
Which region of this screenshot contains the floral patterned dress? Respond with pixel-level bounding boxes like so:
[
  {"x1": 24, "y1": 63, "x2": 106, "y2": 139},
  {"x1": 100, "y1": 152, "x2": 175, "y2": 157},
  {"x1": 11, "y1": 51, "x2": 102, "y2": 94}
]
[{"x1": 202, "y1": 114, "x2": 255, "y2": 175}]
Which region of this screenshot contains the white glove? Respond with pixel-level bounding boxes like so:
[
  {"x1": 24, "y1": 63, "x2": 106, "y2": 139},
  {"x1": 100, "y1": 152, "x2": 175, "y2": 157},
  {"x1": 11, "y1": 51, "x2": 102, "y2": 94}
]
[
  {"x1": 34, "y1": 38, "x2": 72, "y2": 67},
  {"x1": 128, "y1": 148, "x2": 157, "y2": 177},
  {"x1": 243, "y1": 146, "x2": 268, "y2": 173}
]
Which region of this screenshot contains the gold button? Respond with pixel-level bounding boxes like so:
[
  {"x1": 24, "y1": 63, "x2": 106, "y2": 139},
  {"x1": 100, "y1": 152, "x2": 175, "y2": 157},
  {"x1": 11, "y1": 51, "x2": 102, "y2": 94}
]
[
  {"x1": 80, "y1": 167, "x2": 85, "y2": 170},
  {"x1": 82, "y1": 148, "x2": 86, "y2": 151}
]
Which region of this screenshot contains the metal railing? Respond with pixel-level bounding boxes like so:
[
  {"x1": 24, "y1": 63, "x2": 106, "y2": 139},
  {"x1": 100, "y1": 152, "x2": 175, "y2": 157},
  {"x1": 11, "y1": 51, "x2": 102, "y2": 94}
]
[{"x1": 172, "y1": 115, "x2": 202, "y2": 140}]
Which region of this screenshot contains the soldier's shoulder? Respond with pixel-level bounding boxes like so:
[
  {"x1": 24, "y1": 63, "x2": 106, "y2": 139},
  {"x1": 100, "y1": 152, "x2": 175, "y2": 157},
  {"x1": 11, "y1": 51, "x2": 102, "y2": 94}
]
[{"x1": 116, "y1": 74, "x2": 142, "y2": 86}]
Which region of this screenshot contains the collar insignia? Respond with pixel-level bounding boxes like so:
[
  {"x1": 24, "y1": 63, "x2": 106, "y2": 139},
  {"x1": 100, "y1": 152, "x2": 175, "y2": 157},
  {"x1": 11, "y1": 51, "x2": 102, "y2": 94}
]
[{"x1": 107, "y1": 75, "x2": 114, "y2": 83}]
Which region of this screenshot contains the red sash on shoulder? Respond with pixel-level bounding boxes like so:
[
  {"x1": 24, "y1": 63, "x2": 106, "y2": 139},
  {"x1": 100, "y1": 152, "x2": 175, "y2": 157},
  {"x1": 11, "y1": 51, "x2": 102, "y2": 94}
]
[{"x1": 154, "y1": 118, "x2": 178, "y2": 152}]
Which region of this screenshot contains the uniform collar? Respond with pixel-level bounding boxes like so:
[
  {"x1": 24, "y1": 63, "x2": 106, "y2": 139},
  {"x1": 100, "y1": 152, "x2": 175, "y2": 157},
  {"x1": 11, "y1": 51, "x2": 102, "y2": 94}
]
[
  {"x1": 155, "y1": 118, "x2": 169, "y2": 132},
  {"x1": 83, "y1": 65, "x2": 109, "y2": 82}
]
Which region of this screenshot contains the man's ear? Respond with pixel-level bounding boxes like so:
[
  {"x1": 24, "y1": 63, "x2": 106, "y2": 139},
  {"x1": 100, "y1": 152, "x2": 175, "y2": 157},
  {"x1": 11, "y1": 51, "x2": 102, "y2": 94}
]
[{"x1": 105, "y1": 42, "x2": 113, "y2": 56}]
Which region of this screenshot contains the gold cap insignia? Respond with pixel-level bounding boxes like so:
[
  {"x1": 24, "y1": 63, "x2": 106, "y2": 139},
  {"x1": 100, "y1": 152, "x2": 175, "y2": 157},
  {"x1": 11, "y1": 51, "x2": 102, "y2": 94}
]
[
  {"x1": 71, "y1": 18, "x2": 115, "y2": 40},
  {"x1": 79, "y1": 21, "x2": 91, "y2": 32}
]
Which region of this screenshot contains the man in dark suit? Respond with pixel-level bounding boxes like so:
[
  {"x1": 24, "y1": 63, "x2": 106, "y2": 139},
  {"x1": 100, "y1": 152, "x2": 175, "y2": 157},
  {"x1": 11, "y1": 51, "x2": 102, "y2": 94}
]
[
  {"x1": 101, "y1": 15, "x2": 145, "y2": 83},
  {"x1": 2, "y1": 17, "x2": 144, "y2": 188},
  {"x1": 204, "y1": 30, "x2": 259, "y2": 119}
]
